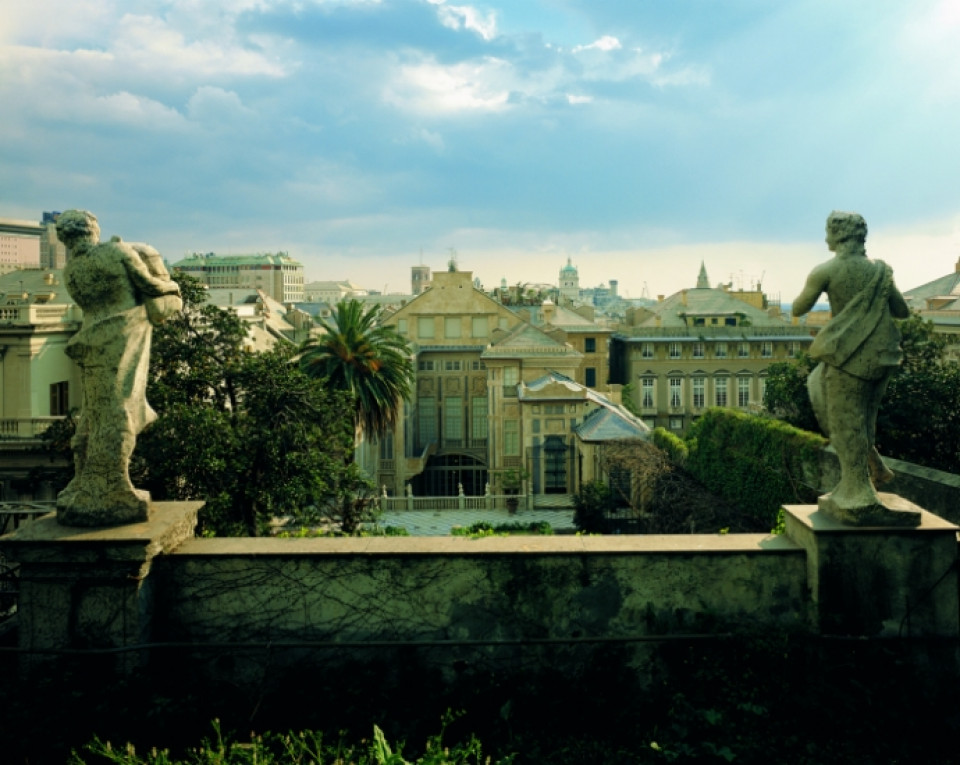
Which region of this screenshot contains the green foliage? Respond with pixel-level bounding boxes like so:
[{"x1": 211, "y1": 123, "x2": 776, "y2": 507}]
[
  {"x1": 573, "y1": 480, "x2": 617, "y2": 533},
  {"x1": 619, "y1": 382, "x2": 642, "y2": 417},
  {"x1": 650, "y1": 427, "x2": 688, "y2": 465},
  {"x1": 277, "y1": 524, "x2": 411, "y2": 538},
  {"x1": 451, "y1": 520, "x2": 553, "y2": 537},
  {"x1": 72, "y1": 714, "x2": 512, "y2": 765},
  {"x1": 299, "y1": 299, "x2": 414, "y2": 441},
  {"x1": 764, "y1": 314, "x2": 960, "y2": 472},
  {"x1": 763, "y1": 353, "x2": 819, "y2": 433},
  {"x1": 876, "y1": 314, "x2": 960, "y2": 471},
  {"x1": 134, "y1": 274, "x2": 361, "y2": 536},
  {"x1": 684, "y1": 408, "x2": 825, "y2": 530}
]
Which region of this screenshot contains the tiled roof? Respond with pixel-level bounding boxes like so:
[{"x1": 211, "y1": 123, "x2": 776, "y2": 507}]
[
  {"x1": 633, "y1": 287, "x2": 786, "y2": 329},
  {"x1": 575, "y1": 404, "x2": 650, "y2": 442}
]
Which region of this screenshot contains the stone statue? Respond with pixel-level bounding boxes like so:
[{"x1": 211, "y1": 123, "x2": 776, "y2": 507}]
[
  {"x1": 792, "y1": 211, "x2": 917, "y2": 526},
  {"x1": 55, "y1": 210, "x2": 182, "y2": 526}
]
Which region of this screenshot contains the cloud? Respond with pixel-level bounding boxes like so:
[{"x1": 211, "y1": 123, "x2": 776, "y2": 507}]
[
  {"x1": 186, "y1": 86, "x2": 255, "y2": 124},
  {"x1": 566, "y1": 94, "x2": 592, "y2": 105},
  {"x1": 573, "y1": 35, "x2": 622, "y2": 53},
  {"x1": 383, "y1": 54, "x2": 512, "y2": 113},
  {"x1": 433, "y1": 2, "x2": 498, "y2": 41},
  {"x1": 91, "y1": 91, "x2": 187, "y2": 129},
  {"x1": 114, "y1": 14, "x2": 288, "y2": 78}
]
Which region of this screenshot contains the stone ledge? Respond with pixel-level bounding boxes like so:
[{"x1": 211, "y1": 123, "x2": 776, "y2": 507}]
[
  {"x1": 172, "y1": 532, "x2": 801, "y2": 557},
  {"x1": 1, "y1": 501, "x2": 202, "y2": 564}
]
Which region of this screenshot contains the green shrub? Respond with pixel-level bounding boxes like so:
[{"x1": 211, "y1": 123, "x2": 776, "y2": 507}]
[
  {"x1": 683, "y1": 409, "x2": 825, "y2": 530},
  {"x1": 451, "y1": 521, "x2": 553, "y2": 537},
  {"x1": 651, "y1": 427, "x2": 689, "y2": 465},
  {"x1": 573, "y1": 480, "x2": 616, "y2": 534},
  {"x1": 72, "y1": 715, "x2": 513, "y2": 765}
]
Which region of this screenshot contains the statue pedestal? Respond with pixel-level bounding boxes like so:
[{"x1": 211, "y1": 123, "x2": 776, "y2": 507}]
[
  {"x1": 0, "y1": 502, "x2": 201, "y2": 674},
  {"x1": 784, "y1": 504, "x2": 958, "y2": 637}
]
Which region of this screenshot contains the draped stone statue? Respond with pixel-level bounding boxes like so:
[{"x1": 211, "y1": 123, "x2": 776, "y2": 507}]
[
  {"x1": 792, "y1": 211, "x2": 918, "y2": 526},
  {"x1": 55, "y1": 210, "x2": 182, "y2": 526}
]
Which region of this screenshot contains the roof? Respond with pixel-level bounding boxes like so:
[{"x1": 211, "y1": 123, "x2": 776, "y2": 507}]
[
  {"x1": 519, "y1": 371, "x2": 650, "y2": 441},
  {"x1": 174, "y1": 252, "x2": 302, "y2": 268},
  {"x1": 482, "y1": 323, "x2": 582, "y2": 359},
  {"x1": 903, "y1": 267, "x2": 960, "y2": 311},
  {"x1": 575, "y1": 404, "x2": 651, "y2": 442}
]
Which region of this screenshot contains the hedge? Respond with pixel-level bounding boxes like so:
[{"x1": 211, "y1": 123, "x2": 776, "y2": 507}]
[{"x1": 682, "y1": 408, "x2": 826, "y2": 530}]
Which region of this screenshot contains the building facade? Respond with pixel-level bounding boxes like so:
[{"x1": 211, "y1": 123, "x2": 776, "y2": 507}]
[
  {"x1": 0, "y1": 269, "x2": 80, "y2": 500},
  {"x1": 365, "y1": 269, "x2": 646, "y2": 501},
  {"x1": 173, "y1": 252, "x2": 305, "y2": 303},
  {"x1": 610, "y1": 268, "x2": 816, "y2": 432},
  {"x1": 0, "y1": 218, "x2": 42, "y2": 276}
]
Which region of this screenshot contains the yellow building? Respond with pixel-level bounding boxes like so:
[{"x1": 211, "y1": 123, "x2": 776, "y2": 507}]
[
  {"x1": 611, "y1": 266, "x2": 816, "y2": 432},
  {"x1": 372, "y1": 268, "x2": 647, "y2": 502}
]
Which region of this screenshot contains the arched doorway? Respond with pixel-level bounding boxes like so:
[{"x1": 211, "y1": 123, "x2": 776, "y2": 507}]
[{"x1": 411, "y1": 453, "x2": 488, "y2": 496}]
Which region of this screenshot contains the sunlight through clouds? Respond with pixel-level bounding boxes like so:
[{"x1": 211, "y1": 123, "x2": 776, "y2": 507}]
[{"x1": 384, "y1": 55, "x2": 512, "y2": 113}]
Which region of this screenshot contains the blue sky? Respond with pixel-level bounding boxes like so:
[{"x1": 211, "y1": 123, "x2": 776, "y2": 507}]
[{"x1": 2, "y1": 0, "x2": 959, "y2": 300}]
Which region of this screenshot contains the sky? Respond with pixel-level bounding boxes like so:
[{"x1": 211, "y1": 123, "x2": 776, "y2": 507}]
[{"x1": 3, "y1": 0, "x2": 960, "y2": 302}]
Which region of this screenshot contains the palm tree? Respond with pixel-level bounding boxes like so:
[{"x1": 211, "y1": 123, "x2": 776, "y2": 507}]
[{"x1": 299, "y1": 299, "x2": 413, "y2": 441}]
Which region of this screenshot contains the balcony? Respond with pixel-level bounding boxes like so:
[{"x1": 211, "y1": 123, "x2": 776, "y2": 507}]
[{"x1": 0, "y1": 417, "x2": 63, "y2": 441}]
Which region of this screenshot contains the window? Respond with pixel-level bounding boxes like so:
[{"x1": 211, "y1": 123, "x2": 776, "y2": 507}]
[
  {"x1": 471, "y1": 316, "x2": 488, "y2": 338},
  {"x1": 584, "y1": 337, "x2": 596, "y2": 353},
  {"x1": 669, "y1": 342, "x2": 682, "y2": 359},
  {"x1": 788, "y1": 341, "x2": 800, "y2": 358},
  {"x1": 758, "y1": 376, "x2": 767, "y2": 405},
  {"x1": 397, "y1": 319, "x2": 407, "y2": 335},
  {"x1": 418, "y1": 397, "x2": 438, "y2": 443},
  {"x1": 641, "y1": 343, "x2": 654, "y2": 359},
  {"x1": 545, "y1": 404, "x2": 564, "y2": 415},
  {"x1": 503, "y1": 419, "x2": 520, "y2": 456},
  {"x1": 472, "y1": 397, "x2": 488, "y2": 439},
  {"x1": 417, "y1": 360, "x2": 435, "y2": 372},
  {"x1": 444, "y1": 317, "x2": 461, "y2": 339},
  {"x1": 379, "y1": 433, "x2": 394, "y2": 460},
  {"x1": 692, "y1": 376, "x2": 705, "y2": 409},
  {"x1": 738, "y1": 342, "x2": 750, "y2": 358},
  {"x1": 503, "y1": 366, "x2": 519, "y2": 387},
  {"x1": 444, "y1": 396, "x2": 463, "y2": 442},
  {"x1": 714, "y1": 377, "x2": 728, "y2": 407},
  {"x1": 738, "y1": 376, "x2": 750, "y2": 407},
  {"x1": 714, "y1": 342, "x2": 727, "y2": 359},
  {"x1": 669, "y1": 417, "x2": 683, "y2": 430},
  {"x1": 669, "y1": 377, "x2": 682, "y2": 408},
  {"x1": 641, "y1": 378, "x2": 655, "y2": 408},
  {"x1": 692, "y1": 342, "x2": 704, "y2": 359},
  {"x1": 725, "y1": 317, "x2": 737, "y2": 326},
  {"x1": 444, "y1": 360, "x2": 462, "y2": 372},
  {"x1": 761, "y1": 341, "x2": 773, "y2": 358},
  {"x1": 50, "y1": 381, "x2": 69, "y2": 416},
  {"x1": 471, "y1": 360, "x2": 485, "y2": 371},
  {"x1": 417, "y1": 317, "x2": 435, "y2": 339},
  {"x1": 585, "y1": 367, "x2": 597, "y2": 387}
]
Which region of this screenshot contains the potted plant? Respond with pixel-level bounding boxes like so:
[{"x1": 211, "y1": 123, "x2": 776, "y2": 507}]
[{"x1": 500, "y1": 467, "x2": 529, "y2": 514}]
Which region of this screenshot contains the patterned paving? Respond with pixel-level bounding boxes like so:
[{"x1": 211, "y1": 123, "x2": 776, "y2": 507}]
[{"x1": 372, "y1": 507, "x2": 576, "y2": 536}]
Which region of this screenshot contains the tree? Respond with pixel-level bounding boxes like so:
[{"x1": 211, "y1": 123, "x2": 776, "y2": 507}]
[
  {"x1": 298, "y1": 299, "x2": 413, "y2": 442},
  {"x1": 762, "y1": 353, "x2": 819, "y2": 433},
  {"x1": 130, "y1": 274, "x2": 360, "y2": 536},
  {"x1": 764, "y1": 314, "x2": 960, "y2": 472}
]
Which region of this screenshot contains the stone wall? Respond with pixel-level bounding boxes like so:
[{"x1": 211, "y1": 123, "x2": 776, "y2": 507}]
[{"x1": 3, "y1": 503, "x2": 958, "y2": 688}]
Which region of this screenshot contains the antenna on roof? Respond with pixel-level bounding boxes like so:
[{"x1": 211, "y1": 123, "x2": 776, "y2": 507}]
[{"x1": 448, "y1": 247, "x2": 458, "y2": 272}]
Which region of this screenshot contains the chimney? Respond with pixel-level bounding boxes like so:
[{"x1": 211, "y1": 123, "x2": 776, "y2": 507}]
[{"x1": 657, "y1": 294, "x2": 665, "y2": 302}]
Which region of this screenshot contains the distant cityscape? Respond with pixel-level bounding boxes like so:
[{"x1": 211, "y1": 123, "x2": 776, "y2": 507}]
[{"x1": 3, "y1": 210, "x2": 958, "y2": 505}]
